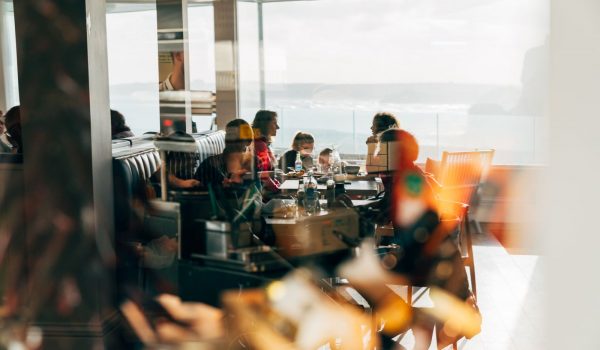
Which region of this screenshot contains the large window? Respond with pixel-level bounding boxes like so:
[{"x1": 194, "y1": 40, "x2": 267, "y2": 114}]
[
  {"x1": 254, "y1": 0, "x2": 549, "y2": 164},
  {"x1": 237, "y1": 1, "x2": 262, "y2": 120},
  {"x1": 107, "y1": 5, "x2": 160, "y2": 136},
  {"x1": 107, "y1": 3, "x2": 216, "y2": 135}
]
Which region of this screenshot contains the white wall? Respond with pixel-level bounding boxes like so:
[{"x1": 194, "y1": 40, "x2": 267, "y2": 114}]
[{"x1": 545, "y1": 0, "x2": 600, "y2": 348}]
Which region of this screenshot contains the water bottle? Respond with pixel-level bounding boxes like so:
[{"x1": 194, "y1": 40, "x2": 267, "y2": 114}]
[
  {"x1": 326, "y1": 179, "x2": 335, "y2": 208},
  {"x1": 305, "y1": 187, "x2": 316, "y2": 214},
  {"x1": 295, "y1": 152, "x2": 303, "y2": 172},
  {"x1": 297, "y1": 187, "x2": 305, "y2": 212},
  {"x1": 304, "y1": 171, "x2": 318, "y2": 214}
]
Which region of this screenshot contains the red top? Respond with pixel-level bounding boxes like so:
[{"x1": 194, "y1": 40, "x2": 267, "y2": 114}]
[{"x1": 254, "y1": 138, "x2": 276, "y2": 172}]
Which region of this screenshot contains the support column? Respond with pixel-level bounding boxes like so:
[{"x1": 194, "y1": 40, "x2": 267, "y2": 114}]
[
  {"x1": 157, "y1": 0, "x2": 192, "y2": 134},
  {"x1": 0, "y1": 2, "x2": 8, "y2": 113},
  {"x1": 12, "y1": 0, "x2": 115, "y2": 347},
  {"x1": 258, "y1": 0, "x2": 266, "y2": 109},
  {"x1": 214, "y1": 0, "x2": 240, "y2": 129}
]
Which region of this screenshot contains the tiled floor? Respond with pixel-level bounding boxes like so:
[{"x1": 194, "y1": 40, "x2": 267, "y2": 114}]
[{"x1": 397, "y1": 232, "x2": 544, "y2": 350}]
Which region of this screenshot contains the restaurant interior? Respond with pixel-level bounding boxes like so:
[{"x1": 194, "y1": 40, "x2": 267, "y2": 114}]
[{"x1": 0, "y1": 0, "x2": 598, "y2": 349}]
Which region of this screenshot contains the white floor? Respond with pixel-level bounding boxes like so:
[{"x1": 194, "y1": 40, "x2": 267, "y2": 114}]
[{"x1": 397, "y1": 232, "x2": 545, "y2": 350}]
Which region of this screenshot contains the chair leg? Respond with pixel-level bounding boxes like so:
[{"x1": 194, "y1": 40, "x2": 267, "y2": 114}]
[
  {"x1": 464, "y1": 211, "x2": 477, "y2": 298},
  {"x1": 470, "y1": 218, "x2": 484, "y2": 235},
  {"x1": 407, "y1": 286, "x2": 413, "y2": 305}
]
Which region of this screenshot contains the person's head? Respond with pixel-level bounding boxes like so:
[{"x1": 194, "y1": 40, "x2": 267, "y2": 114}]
[
  {"x1": 291, "y1": 131, "x2": 314, "y2": 156},
  {"x1": 371, "y1": 112, "x2": 399, "y2": 136},
  {"x1": 110, "y1": 109, "x2": 130, "y2": 135},
  {"x1": 318, "y1": 147, "x2": 333, "y2": 166},
  {"x1": 252, "y1": 110, "x2": 279, "y2": 140},
  {"x1": 225, "y1": 118, "x2": 253, "y2": 152},
  {"x1": 4, "y1": 106, "x2": 21, "y2": 152},
  {"x1": 378, "y1": 128, "x2": 419, "y2": 171}
]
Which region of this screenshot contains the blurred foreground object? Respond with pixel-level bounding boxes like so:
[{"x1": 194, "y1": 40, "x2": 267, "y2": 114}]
[
  {"x1": 222, "y1": 269, "x2": 374, "y2": 350},
  {"x1": 427, "y1": 150, "x2": 495, "y2": 234},
  {"x1": 120, "y1": 294, "x2": 224, "y2": 347}
]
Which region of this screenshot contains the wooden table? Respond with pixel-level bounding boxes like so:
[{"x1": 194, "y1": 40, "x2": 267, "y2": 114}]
[{"x1": 279, "y1": 179, "x2": 380, "y2": 197}]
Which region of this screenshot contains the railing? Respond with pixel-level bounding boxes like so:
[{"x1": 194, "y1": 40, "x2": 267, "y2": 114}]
[{"x1": 269, "y1": 106, "x2": 547, "y2": 165}]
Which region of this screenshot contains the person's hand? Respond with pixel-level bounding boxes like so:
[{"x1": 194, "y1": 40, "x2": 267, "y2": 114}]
[
  {"x1": 222, "y1": 169, "x2": 246, "y2": 187},
  {"x1": 178, "y1": 179, "x2": 201, "y2": 189},
  {"x1": 157, "y1": 236, "x2": 178, "y2": 253}
]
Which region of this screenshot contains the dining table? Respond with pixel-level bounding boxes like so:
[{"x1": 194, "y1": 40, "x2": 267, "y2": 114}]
[{"x1": 279, "y1": 179, "x2": 381, "y2": 198}]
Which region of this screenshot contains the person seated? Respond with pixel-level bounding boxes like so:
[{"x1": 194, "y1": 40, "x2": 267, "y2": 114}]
[
  {"x1": 251, "y1": 110, "x2": 279, "y2": 172},
  {"x1": 164, "y1": 133, "x2": 202, "y2": 190},
  {"x1": 194, "y1": 119, "x2": 254, "y2": 189},
  {"x1": 4, "y1": 106, "x2": 22, "y2": 154},
  {"x1": 0, "y1": 114, "x2": 12, "y2": 153},
  {"x1": 360, "y1": 128, "x2": 479, "y2": 348},
  {"x1": 111, "y1": 109, "x2": 135, "y2": 139},
  {"x1": 366, "y1": 112, "x2": 399, "y2": 145},
  {"x1": 279, "y1": 131, "x2": 315, "y2": 172},
  {"x1": 195, "y1": 119, "x2": 266, "y2": 222},
  {"x1": 365, "y1": 113, "x2": 399, "y2": 174},
  {"x1": 318, "y1": 147, "x2": 333, "y2": 172}
]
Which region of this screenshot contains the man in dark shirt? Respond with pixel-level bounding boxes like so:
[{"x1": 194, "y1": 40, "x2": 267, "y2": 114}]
[{"x1": 194, "y1": 119, "x2": 253, "y2": 188}]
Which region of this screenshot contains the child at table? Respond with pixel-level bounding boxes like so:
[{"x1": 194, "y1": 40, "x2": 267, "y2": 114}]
[
  {"x1": 317, "y1": 148, "x2": 332, "y2": 172},
  {"x1": 279, "y1": 131, "x2": 315, "y2": 172}
]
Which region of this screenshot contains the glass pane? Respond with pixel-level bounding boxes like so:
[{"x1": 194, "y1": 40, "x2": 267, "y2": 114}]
[
  {"x1": 237, "y1": 1, "x2": 261, "y2": 120},
  {"x1": 188, "y1": 5, "x2": 216, "y2": 92},
  {"x1": 189, "y1": 4, "x2": 216, "y2": 131},
  {"x1": 262, "y1": 0, "x2": 550, "y2": 164},
  {"x1": 107, "y1": 6, "x2": 160, "y2": 136}
]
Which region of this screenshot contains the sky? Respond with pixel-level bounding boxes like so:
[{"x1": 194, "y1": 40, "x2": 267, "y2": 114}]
[
  {"x1": 257, "y1": 0, "x2": 549, "y2": 85},
  {"x1": 103, "y1": 0, "x2": 549, "y2": 86}
]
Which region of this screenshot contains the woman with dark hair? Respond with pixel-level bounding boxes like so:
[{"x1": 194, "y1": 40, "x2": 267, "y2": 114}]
[
  {"x1": 365, "y1": 112, "x2": 399, "y2": 173},
  {"x1": 111, "y1": 109, "x2": 135, "y2": 139},
  {"x1": 251, "y1": 110, "x2": 279, "y2": 172},
  {"x1": 279, "y1": 131, "x2": 315, "y2": 171},
  {"x1": 366, "y1": 112, "x2": 399, "y2": 144}
]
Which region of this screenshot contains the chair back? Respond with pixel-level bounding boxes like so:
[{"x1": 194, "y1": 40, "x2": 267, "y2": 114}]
[{"x1": 437, "y1": 149, "x2": 494, "y2": 205}]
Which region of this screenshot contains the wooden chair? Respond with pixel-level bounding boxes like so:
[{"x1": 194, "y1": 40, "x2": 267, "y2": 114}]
[
  {"x1": 405, "y1": 201, "x2": 477, "y2": 350},
  {"x1": 428, "y1": 149, "x2": 494, "y2": 234}
]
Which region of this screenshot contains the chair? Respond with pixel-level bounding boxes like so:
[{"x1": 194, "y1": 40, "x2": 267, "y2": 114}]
[
  {"x1": 428, "y1": 149, "x2": 494, "y2": 234},
  {"x1": 405, "y1": 200, "x2": 477, "y2": 350}
]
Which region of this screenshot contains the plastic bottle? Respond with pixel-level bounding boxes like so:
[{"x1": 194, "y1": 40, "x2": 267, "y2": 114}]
[
  {"x1": 297, "y1": 187, "x2": 305, "y2": 214},
  {"x1": 304, "y1": 171, "x2": 318, "y2": 214},
  {"x1": 326, "y1": 179, "x2": 335, "y2": 208},
  {"x1": 295, "y1": 152, "x2": 303, "y2": 172}
]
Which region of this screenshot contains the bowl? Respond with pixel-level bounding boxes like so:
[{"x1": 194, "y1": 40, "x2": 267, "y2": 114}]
[{"x1": 345, "y1": 165, "x2": 360, "y2": 175}]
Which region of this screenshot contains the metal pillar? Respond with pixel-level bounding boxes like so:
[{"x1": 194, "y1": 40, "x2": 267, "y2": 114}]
[
  {"x1": 157, "y1": 0, "x2": 192, "y2": 134},
  {"x1": 214, "y1": 0, "x2": 240, "y2": 129},
  {"x1": 258, "y1": 0, "x2": 266, "y2": 109},
  {"x1": 0, "y1": 2, "x2": 8, "y2": 113}
]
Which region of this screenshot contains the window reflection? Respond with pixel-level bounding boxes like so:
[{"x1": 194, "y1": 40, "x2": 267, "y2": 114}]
[{"x1": 255, "y1": 0, "x2": 549, "y2": 164}]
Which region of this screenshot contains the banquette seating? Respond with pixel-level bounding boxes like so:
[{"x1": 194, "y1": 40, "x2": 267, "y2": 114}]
[{"x1": 111, "y1": 130, "x2": 226, "y2": 292}]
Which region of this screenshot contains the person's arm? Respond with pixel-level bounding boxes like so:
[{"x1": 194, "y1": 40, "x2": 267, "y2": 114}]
[
  {"x1": 159, "y1": 73, "x2": 174, "y2": 92},
  {"x1": 281, "y1": 150, "x2": 295, "y2": 171},
  {"x1": 168, "y1": 174, "x2": 201, "y2": 189}
]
